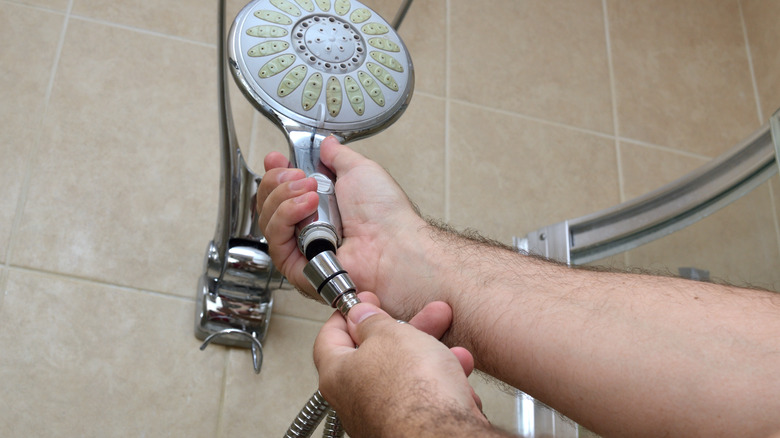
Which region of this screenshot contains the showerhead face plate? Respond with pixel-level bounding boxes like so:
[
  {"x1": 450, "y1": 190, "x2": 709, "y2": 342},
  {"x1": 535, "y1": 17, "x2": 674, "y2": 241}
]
[{"x1": 229, "y1": 0, "x2": 414, "y2": 136}]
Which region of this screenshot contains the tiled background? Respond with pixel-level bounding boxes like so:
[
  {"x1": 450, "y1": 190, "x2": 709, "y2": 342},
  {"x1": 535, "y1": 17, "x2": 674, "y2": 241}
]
[{"x1": 1, "y1": 0, "x2": 779, "y2": 436}]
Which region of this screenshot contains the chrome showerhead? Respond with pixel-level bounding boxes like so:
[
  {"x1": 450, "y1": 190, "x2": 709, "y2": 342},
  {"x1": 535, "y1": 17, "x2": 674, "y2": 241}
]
[
  {"x1": 229, "y1": 0, "x2": 414, "y2": 139},
  {"x1": 228, "y1": 0, "x2": 414, "y2": 259}
]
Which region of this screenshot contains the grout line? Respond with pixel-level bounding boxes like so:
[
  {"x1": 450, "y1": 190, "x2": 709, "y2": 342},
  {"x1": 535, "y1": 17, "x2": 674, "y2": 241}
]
[
  {"x1": 601, "y1": 0, "x2": 632, "y2": 268},
  {"x1": 2, "y1": 0, "x2": 216, "y2": 49},
  {"x1": 214, "y1": 349, "x2": 231, "y2": 438},
  {"x1": 614, "y1": 136, "x2": 714, "y2": 161},
  {"x1": 450, "y1": 97, "x2": 617, "y2": 141},
  {"x1": 602, "y1": 0, "x2": 625, "y2": 204},
  {"x1": 443, "y1": 0, "x2": 451, "y2": 223},
  {"x1": 5, "y1": 264, "x2": 196, "y2": 303},
  {"x1": 43, "y1": 0, "x2": 72, "y2": 105},
  {"x1": 69, "y1": 13, "x2": 217, "y2": 48},
  {"x1": 413, "y1": 90, "x2": 446, "y2": 101},
  {"x1": 450, "y1": 96, "x2": 716, "y2": 162},
  {"x1": 3, "y1": 0, "x2": 73, "y2": 268},
  {"x1": 0, "y1": 268, "x2": 7, "y2": 310},
  {"x1": 0, "y1": 0, "x2": 66, "y2": 15},
  {"x1": 738, "y1": 0, "x2": 764, "y2": 124}
]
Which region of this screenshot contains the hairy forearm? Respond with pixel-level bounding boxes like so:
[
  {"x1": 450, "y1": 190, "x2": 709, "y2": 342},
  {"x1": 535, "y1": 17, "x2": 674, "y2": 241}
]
[
  {"x1": 341, "y1": 400, "x2": 517, "y2": 438},
  {"x1": 388, "y1": 221, "x2": 780, "y2": 437}
]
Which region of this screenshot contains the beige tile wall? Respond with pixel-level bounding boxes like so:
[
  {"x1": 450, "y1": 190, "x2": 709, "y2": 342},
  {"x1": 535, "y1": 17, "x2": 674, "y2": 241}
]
[{"x1": 1, "y1": 0, "x2": 778, "y2": 436}]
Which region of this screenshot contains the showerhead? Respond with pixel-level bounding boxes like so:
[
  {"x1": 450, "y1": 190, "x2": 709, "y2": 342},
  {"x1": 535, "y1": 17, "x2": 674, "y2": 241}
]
[
  {"x1": 228, "y1": 0, "x2": 414, "y2": 259},
  {"x1": 229, "y1": 0, "x2": 414, "y2": 139}
]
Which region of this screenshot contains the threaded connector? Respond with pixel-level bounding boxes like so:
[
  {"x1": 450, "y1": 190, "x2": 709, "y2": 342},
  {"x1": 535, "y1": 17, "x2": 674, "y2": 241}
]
[{"x1": 303, "y1": 250, "x2": 360, "y2": 315}]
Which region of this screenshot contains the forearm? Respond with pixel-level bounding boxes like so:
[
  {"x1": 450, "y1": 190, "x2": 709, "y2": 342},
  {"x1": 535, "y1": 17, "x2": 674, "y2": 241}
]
[
  {"x1": 339, "y1": 397, "x2": 517, "y2": 438},
  {"x1": 385, "y1": 222, "x2": 780, "y2": 437}
]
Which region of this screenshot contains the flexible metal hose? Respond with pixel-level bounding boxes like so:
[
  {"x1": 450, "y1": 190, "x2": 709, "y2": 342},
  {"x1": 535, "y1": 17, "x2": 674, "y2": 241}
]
[
  {"x1": 322, "y1": 409, "x2": 345, "y2": 438},
  {"x1": 283, "y1": 390, "x2": 331, "y2": 438}
]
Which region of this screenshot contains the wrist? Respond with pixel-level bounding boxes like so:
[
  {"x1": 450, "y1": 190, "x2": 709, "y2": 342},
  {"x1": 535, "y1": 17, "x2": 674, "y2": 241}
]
[
  {"x1": 374, "y1": 216, "x2": 454, "y2": 318},
  {"x1": 344, "y1": 390, "x2": 511, "y2": 438}
]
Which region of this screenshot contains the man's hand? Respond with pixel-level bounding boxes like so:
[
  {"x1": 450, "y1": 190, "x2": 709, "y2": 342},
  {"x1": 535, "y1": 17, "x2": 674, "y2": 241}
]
[
  {"x1": 313, "y1": 292, "x2": 512, "y2": 438},
  {"x1": 256, "y1": 137, "x2": 431, "y2": 315}
]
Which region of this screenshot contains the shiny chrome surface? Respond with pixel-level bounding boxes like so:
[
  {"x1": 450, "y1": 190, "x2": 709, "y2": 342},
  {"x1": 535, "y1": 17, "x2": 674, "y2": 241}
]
[
  {"x1": 203, "y1": 0, "x2": 414, "y2": 435},
  {"x1": 227, "y1": 0, "x2": 414, "y2": 137},
  {"x1": 283, "y1": 390, "x2": 331, "y2": 438},
  {"x1": 288, "y1": 131, "x2": 343, "y2": 256},
  {"x1": 195, "y1": 0, "x2": 289, "y2": 369},
  {"x1": 227, "y1": 0, "x2": 414, "y2": 258},
  {"x1": 303, "y1": 250, "x2": 356, "y2": 307}
]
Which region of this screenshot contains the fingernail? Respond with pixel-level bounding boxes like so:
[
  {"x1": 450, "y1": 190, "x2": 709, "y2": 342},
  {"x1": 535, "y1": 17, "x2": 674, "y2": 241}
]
[
  {"x1": 348, "y1": 303, "x2": 380, "y2": 325},
  {"x1": 288, "y1": 178, "x2": 307, "y2": 190},
  {"x1": 277, "y1": 169, "x2": 300, "y2": 184},
  {"x1": 293, "y1": 192, "x2": 312, "y2": 204}
]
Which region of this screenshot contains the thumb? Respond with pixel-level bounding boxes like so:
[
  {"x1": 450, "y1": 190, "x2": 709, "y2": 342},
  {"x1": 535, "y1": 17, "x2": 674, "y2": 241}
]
[
  {"x1": 320, "y1": 136, "x2": 366, "y2": 176},
  {"x1": 345, "y1": 302, "x2": 394, "y2": 345}
]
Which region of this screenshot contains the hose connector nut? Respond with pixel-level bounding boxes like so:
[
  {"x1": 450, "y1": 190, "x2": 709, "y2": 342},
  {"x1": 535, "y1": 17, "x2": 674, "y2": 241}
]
[{"x1": 303, "y1": 250, "x2": 357, "y2": 310}]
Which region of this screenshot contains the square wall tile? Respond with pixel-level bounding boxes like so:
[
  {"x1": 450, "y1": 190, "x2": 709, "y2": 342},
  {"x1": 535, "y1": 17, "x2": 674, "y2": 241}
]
[
  {"x1": 450, "y1": 0, "x2": 613, "y2": 134},
  {"x1": 72, "y1": 0, "x2": 219, "y2": 44},
  {"x1": 11, "y1": 19, "x2": 221, "y2": 297},
  {"x1": 361, "y1": 0, "x2": 402, "y2": 21},
  {"x1": 352, "y1": 94, "x2": 446, "y2": 219},
  {"x1": 0, "y1": 270, "x2": 226, "y2": 436},
  {"x1": 382, "y1": 0, "x2": 447, "y2": 97},
  {"x1": 357, "y1": 0, "x2": 446, "y2": 96},
  {"x1": 0, "y1": 4, "x2": 64, "y2": 263},
  {"x1": 11, "y1": 0, "x2": 69, "y2": 11},
  {"x1": 449, "y1": 102, "x2": 620, "y2": 245},
  {"x1": 273, "y1": 286, "x2": 336, "y2": 322},
  {"x1": 608, "y1": 0, "x2": 758, "y2": 156},
  {"x1": 621, "y1": 144, "x2": 780, "y2": 290},
  {"x1": 219, "y1": 314, "x2": 322, "y2": 436},
  {"x1": 742, "y1": 0, "x2": 780, "y2": 120},
  {"x1": 619, "y1": 141, "x2": 709, "y2": 199}
]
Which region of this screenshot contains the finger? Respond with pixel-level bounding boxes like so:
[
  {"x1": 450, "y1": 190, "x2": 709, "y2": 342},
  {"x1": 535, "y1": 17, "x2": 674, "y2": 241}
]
[
  {"x1": 320, "y1": 136, "x2": 368, "y2": 176},
  {"x1": 344, "y1": 302, "x2": 392, "y2": 345},
  {"x1": 263, "y1": 151, "x2": 291, "y2": 172},
  {"x1": 356, "y1": 291, "x2": 381, "y2": 307},
  {"x1": 261, "y1": 180, "x2": 319, "y2": 245},
  {"x1": 407, "y1": 301, "x2": 452, "y2": 339},
  {"x1": 256, "y1": 168, "x2": 310, "y2": 232},
  {"x1": 471, "y1": 387, "x2": 484, "y2": 413},
  {"x1": 450, "y1": 346, "x2": 475, "y2": 377},
  {"x1": 313, "y1": 310, "x2": 355, "y2": 372},
  {"x1": 257, "y1": 167, "x2": 303, "y2": 205}
]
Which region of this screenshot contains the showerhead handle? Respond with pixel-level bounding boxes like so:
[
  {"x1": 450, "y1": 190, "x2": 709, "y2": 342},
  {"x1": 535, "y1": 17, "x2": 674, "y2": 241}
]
[{"x1": 287, "y1": 130, "x2": 343, "y2": 260}]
